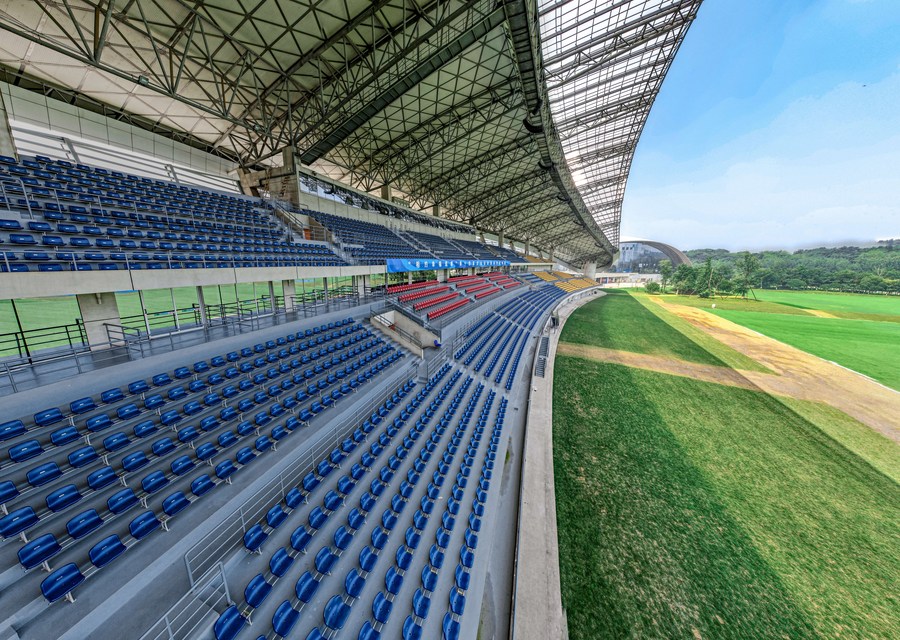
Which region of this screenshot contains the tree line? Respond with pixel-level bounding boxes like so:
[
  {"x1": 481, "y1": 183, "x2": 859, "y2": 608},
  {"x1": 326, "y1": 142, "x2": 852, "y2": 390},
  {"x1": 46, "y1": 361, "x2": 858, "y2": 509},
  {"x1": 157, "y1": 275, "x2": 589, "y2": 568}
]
[{"x1": 656, "y1": 243, "x2": 899, "y2": 296}]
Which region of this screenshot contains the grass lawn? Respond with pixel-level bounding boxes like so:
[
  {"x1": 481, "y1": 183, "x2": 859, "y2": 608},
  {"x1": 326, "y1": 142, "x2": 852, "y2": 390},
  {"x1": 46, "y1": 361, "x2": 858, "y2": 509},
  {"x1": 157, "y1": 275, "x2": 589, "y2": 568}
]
[
  {"x1": 657, "y1": 293, "x2": 812, "y2": 315},
  {"x1": 713, "y1": 309, "x2": 900, "y2": 391},
  {"x1": 755, "y1": 289, "x2": 900, "y2": 318},
  {"x1": 553, "y1": 356, "x2": 900, "y2": 640},
  {"x1": 560, "y1": 290, "x2": 731, "y2": 367},
  {"x1": 628, "y1": 292, "x2": 769, "y2": 372}
]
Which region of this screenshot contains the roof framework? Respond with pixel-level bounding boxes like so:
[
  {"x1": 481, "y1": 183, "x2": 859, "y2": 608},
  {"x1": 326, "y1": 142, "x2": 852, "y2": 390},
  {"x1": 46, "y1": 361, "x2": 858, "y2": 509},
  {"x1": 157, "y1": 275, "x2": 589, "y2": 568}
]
[{"x1": 0, "y1": 0, "x2": 701, "y2": 265}]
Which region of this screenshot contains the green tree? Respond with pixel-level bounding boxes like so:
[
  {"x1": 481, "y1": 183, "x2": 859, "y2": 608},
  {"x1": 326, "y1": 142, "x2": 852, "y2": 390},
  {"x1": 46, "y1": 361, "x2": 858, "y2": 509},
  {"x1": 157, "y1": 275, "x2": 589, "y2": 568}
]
[
  {"x1": 698, "y1": 258, "x2": 714, "y2": 298},
  {"x1": 659, "y1": 259, "x2": 673, "y2": 293},
  {"x1": 672, "y1": 264, "x2": 696, "y2": 295},
  {"x1": 735, "y1": 252, "x2": 760, "y2": 299},
  {"x1": 644, "y1": 281, "x2": 661, "y2": 294}
]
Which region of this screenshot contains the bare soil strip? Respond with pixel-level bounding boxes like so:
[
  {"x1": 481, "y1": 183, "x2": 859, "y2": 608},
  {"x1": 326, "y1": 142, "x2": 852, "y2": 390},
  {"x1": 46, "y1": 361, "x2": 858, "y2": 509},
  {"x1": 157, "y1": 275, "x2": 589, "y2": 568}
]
[{"x1": 560, "y1": 301, "x2": 900, "y2": 443}]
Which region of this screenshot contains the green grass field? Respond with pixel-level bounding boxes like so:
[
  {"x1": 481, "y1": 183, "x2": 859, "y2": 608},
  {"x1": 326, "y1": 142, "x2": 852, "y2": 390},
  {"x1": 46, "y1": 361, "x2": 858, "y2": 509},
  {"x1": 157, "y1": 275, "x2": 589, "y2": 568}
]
[
  {"x1": 712, "y1": 309, "x2": 900, "y2": 391},
  {"x1": 553, "y1": 357, "x2": 899, "y2": 640},
  {"x1": 754, "y1": 289, "x2": 900, "y2": 318},
  {"x1": 561, "y1": 290, "x2": 731, "y2": 367}
]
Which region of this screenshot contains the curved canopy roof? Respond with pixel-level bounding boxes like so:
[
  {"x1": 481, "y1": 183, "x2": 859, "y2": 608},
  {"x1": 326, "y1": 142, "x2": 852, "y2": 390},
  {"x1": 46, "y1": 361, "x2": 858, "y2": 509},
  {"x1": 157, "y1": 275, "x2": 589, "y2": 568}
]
[{"x1": 0, "y1": 0, "x2": 701, "y2": 265}]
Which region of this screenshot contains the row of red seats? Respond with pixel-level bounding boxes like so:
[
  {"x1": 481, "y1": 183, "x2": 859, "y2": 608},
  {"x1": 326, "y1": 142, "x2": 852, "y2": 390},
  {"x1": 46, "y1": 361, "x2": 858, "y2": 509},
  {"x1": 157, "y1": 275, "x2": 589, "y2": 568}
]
[
  {"x1": 463, "y1": 283, "x2": 492, "y2": 294},
  {"x1": 460, "y1": 278, "x2": 490, "y2": 290},
  {"x1": 387, "y1": 279, "x2": 438, "y2": 294},
  {"x1": 413, "y1": 292, "x2": 458, "y2": 311},
  {"x1": 501, "y1": 281, "x2": 521, "y2": 289},
  {"x1": 474, "y1": 287, "x2": 500, "y2": 299},
  {"x1": 427, "y1": 297, "x2": 471, "y2": 320},
  {"x1": 397, "y1": 285, "x2": 449, "y2": 303}
]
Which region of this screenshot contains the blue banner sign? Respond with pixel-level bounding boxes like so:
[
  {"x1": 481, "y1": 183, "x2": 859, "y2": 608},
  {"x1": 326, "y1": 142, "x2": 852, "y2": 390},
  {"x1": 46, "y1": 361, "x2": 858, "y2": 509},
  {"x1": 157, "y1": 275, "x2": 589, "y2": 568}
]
[{"x1": 386, "y1": 258, "x2": 510, "y2": 273}]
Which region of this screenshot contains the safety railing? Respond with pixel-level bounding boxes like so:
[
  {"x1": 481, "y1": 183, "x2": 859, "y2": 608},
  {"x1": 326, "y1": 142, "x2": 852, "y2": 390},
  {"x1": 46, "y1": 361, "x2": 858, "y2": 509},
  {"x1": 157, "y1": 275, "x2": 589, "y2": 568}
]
[
  {"x1": 137, "y1": 563, "x2": 232, "y2": 640},
  {"x1": 0, "y1": 319, "x2": 87, "y2": 359}
]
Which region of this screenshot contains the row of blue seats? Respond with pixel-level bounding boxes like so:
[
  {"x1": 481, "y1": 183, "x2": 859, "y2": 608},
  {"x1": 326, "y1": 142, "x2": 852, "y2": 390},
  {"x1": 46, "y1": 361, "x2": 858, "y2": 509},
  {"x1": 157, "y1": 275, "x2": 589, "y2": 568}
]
[
  {"x1": 0, "y1": 155, "x2": 270, "y2": 218},
  {"x1": 23, "y1": 375, "x2": 417, "y2": 584},
  {"x1": 0, "y1": 215, "x2": 278, "y2": 241},
  {"x1": 1, "y1": 343, "x2": 400, "y2": 546},
  {"x1": 1, "y1": 325, "x2": 373, "y2": 524},
  {"x1": 1, "y1": 319, "x2": 357, "y2": 441},
  {"x1": 0, "y1": 257, "x2": 344, "y2": 273},
  {"x1": 213, "y1": 364, "x2": 457, "y2": 640},
  {"x1": 29, "y1": 352, "x2": 409, "y2": 604},
  {"x1": 436, "y1": 396, "x2": 507, "y2": 640},
  {"x1": 0, "y1": 197, "x2": 279, "y2": 238},
  {"x1": 355, "y1": 382, "x2": 491, "y2": 640},
  {"x1": 299, "y1": 374, "x2": 480, "y2": 640},
  {"x1": 1, "y1": 334, "x2": 386, "y2": 520}
]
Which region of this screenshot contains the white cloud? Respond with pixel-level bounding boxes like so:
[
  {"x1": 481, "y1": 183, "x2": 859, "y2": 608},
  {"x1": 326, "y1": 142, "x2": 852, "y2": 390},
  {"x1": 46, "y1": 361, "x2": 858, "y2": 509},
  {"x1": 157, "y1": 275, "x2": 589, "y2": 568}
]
[{"x1": 623, "y1": 71, "x2": 900, "y2": 250}]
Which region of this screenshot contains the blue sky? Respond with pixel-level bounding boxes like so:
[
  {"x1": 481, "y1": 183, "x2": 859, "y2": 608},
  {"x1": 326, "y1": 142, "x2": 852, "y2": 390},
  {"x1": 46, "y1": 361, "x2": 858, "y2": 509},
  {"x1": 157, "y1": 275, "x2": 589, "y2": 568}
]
[{"x1": 621, "y1": 0, "x2": 900, "y2": 250}]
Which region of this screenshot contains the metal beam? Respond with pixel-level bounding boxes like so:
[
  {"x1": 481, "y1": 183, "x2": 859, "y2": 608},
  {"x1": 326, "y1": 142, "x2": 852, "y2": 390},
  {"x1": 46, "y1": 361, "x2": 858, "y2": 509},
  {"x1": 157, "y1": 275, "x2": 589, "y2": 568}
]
[{"x1": 299, "y1": 6, "x2": 507, "y2": 165}]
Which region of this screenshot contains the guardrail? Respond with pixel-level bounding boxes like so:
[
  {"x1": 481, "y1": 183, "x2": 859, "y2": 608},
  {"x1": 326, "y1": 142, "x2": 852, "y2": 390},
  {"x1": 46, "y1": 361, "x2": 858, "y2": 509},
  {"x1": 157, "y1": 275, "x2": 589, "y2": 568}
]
[
  {"x1": 137, "y1": 563, "x2": 232, "y2": 640},
  {"x1": 182, "y1": 361, "x2": 417, "y2": 585}
]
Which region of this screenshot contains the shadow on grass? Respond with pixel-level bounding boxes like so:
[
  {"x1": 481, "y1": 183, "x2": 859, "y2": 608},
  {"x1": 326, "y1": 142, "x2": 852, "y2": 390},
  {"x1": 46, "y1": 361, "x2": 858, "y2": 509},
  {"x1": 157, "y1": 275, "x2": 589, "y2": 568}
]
[
  {"x1": 552, "y1": 356, "x2": 820, "y2": 640},
  {"x1": 560, "y1": 291, "x2": 729, "y2": 368}
]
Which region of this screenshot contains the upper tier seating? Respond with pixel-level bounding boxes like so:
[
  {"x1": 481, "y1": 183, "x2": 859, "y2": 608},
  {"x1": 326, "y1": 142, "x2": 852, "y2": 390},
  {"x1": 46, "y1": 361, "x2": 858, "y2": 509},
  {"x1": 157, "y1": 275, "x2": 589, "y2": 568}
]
[
  {"x1": 404, "y1": 232, "x2": 470, "y2": 260},
  {"x1": 307, "y1": 211, "x2": 431, "y2": 265},
  {"x1": 0, "y1": 155, "x2": 345, "y2": 272}
]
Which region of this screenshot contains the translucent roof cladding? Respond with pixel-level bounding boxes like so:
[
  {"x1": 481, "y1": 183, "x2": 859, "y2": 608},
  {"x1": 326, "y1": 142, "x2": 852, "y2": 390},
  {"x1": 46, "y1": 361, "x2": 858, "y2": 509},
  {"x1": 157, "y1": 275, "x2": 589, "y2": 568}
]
[{"x1": 538, "y1": 0, "x2": 703, "y2": 245}]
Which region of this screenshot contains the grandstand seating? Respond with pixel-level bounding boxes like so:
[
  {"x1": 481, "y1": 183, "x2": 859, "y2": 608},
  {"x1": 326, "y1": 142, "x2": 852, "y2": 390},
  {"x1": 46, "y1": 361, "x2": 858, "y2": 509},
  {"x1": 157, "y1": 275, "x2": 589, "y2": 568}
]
[
  {"x1": 210, "y1": 348, "x2": 515, "y2": 640},
  {"x1": 0, "y1": 316, "x2": 409, "y2": 605},
  {"x1": 0, "y1": 156, "x2": 346, "y2": 271},
  {"x1": 307, "y1": 211, "x2": 432, "y2": 265},
  {"x1": 554, "y1": 277, "x2": 597, "y2": 293}
]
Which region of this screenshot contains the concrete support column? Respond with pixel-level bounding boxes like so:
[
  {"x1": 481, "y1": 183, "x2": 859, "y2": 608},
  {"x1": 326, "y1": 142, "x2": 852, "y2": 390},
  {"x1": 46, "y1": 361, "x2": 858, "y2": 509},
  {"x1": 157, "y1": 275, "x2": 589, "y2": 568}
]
[
  {"x1": 525, "y1": 239, "x2": 530, "y2": 257},
  {"x1": 432, "y1": 204, "x2": 441, "y2": 218},
  {"x1": 437, "y1": 269, "x2": 448, "y2": 283},
  {"x1": 282, "y1": 280, "x2": 296, "y2": 310},
  {"x1": 322, "y1": 277, "x2": 329, "y2": 302},
  {"x1": 196, "y1": 286, "x2": 208, "y2": 327},
  {"x1": 583, "y1": 262, "x2": 597, "y2": 280},
  {"x1": 497, "y1": 231, "x2": 505, "y2": 249},
  {"x1": 76, "y1": 292, "x2": 121, "y2": 351},
  {"x1": 380, "y1": 183, "x2": 392, "y2": 202},
  {"x1": 267, "y1": 281, "x2": 276, "y2": 313},
  {"x1": 0, "y1": 88, "x2": 16, "y2": 160},
  {"x1": 354, "y1": 275, "x2": 372, "y2": 298},
  {"x1": 407, "y1": 272, "x2": 413, "y2": 285}
]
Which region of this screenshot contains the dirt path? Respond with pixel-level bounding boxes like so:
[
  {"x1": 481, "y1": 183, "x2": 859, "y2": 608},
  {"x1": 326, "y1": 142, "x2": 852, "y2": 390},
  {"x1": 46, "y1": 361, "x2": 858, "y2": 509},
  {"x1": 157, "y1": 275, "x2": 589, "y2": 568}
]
[{"x1": 560, "y1": 301, "x2": 900, "y2": 443}]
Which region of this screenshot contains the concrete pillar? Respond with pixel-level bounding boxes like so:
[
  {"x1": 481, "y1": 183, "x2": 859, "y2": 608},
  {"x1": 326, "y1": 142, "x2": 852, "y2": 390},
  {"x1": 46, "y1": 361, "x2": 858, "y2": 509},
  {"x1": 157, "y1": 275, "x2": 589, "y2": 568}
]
[
  {"x1": 354, "y1": 275, "x2": 372, "y2": 298},
  {"x1": 196, "y1": 286, "x2": 208, "y2": 327},
  {"x1": 380, "y1": 183, "x2": 392, "y2": 202},
  {"x1": 268, "y1": 281, "x2": 276, "y2": 313},
  {"x1": 583, "y1": 262, "x2": 597, "y2": 280},
  {"x1": 407, "y1": 272, "x2": 413, "y2": 285},
  {"x1": 525, "y1": 239, "x2": 530, "y2": 257},
  {"x1": 76, "y1": 292, "x2": 121, "y2": 351},
  {"x1": 282, "y1": 279, "x2": 296, "y2": 310},
  {"x1": 432, "y1": 204, "x2": 441, "y2": 218},
  {"x1": 322, "y1": 277, "x2": 329, "y2": 302},
  {"x1": 0, "y1": 88, "x2": 15, "y2": 160},
  {"x1": 437, "y1": 269, "x2": 448, "y2": 283},
  {"x1": 497, "y1": 231, "x2": 504, "y2": 249}
]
